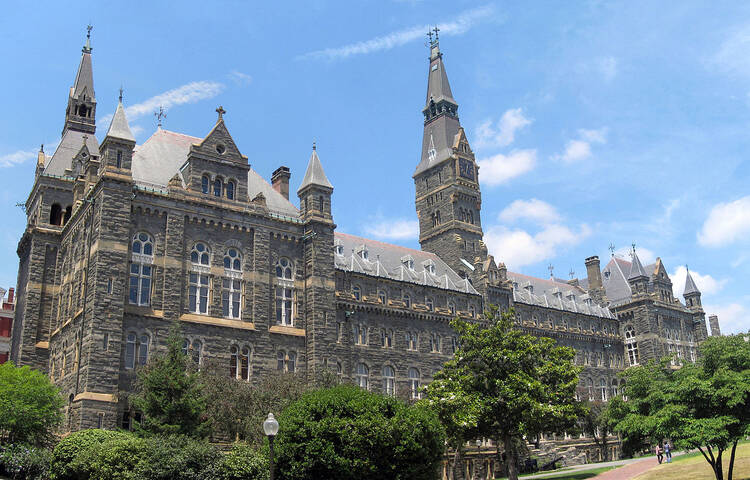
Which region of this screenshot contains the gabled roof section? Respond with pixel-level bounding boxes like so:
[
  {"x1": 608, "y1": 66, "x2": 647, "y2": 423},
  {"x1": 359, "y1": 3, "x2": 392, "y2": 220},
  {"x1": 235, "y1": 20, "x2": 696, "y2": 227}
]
[
  {"x1": 298, "y1": 147, "x2": 333, "y2": 194},
  {"x1": 684, "y1": 268, "x2": 701, "y2": 296},
  {"x1": 105, "y1": 101, "x2": 135, "y2": 142},
  {"x1": 191, "y1": 118, "x2": 247, "y2": 164},
  {"x1": 44, "y1": 129, "x2": 100, "y2": 176},
  {"x1": 132, "y1": 129, "x2": 199, "y2": 187},
  {"x1": 628, "y1": 252, "x2": 648, "y2": 280},
  {"x1": 247, "y1": 169, "x2": 300, "y2": 218},
  {"x1": 334, "y1": 232, "x2": 477, "y2": 294}
]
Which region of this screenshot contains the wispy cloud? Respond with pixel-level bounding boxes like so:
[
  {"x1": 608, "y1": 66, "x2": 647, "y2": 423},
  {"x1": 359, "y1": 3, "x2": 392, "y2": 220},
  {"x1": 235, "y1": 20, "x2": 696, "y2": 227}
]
[
  {"x1": 363, "y1": 218, "x2": 419, "y2": 240},
  {"x1": 553, "y1": 127, "x2": 608, "y2": 164},
  {"x1": 477, "y1": 149, "x2": 536, "y2": 186},
  {"x1": 698, "y1": 195, "x2": 750, "y2": 247},
  {"x1": 597, "y1": 56, "x2": 618, "y2": 82},
  {"x1": 475, "y1": 108, "x2": 532, "y2": 149},
  {"x1": 299, "y1": 4, "x2": 495, "y2": 61},
  {"x1": 228, "y1": 70, "x2": 253, "y2": 86},
  {"x1": 713, "y1": 24, "x2": 750, "y2": 78},
  {"x1": 0, "y1": 149, "x2": 37, "y2": 168}
]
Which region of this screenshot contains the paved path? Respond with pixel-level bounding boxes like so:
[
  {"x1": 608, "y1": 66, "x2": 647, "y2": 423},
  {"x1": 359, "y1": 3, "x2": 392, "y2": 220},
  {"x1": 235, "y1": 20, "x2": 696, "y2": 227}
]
[
  {"x1": 590, "y1": 456, "x2": 660, "y2": 480},
  {"x1": 521, "y1": 451, "x2": 684, "y2": 479}
]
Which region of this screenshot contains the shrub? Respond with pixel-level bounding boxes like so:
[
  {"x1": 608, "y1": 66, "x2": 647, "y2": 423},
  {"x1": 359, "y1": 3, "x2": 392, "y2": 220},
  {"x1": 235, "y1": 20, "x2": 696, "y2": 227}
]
[
  {"x1": 219, "y1": 443, "x2": 269, "y2": 480},
  {"x1": 133, "y1": 435, "x2": 222, "y2": 480},
  {"x1": 80, "y1": 434, "x2": 145, "y2": 480},
  {"x1": 275, "y1": 384, "x2": 445, "y2": 480},
  {"x1": 50, "y1": 429, "x2": 132, "y2": 480},
  {"x1": 0, "y1": 444, "x2": 51, "y2": 480}
]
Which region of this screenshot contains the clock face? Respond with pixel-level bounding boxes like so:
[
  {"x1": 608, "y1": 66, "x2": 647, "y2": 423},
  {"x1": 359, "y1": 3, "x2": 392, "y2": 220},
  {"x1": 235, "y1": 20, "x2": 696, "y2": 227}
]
[{"x1": 459, "y1": 158, "x2": 475, "y2": 180}]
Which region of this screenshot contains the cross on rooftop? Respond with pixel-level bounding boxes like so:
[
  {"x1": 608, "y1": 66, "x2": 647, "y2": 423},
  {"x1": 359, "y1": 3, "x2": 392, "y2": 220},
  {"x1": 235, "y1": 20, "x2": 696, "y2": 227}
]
[
  {"x1": 608, "y1": 243, "x2": 616, "y2": 256},
  {"x1": 154, "y1": 106, "x2": 167, "y2": 128},
  {"x1": 433, "y1": 26, "x2": 440, "y2": 40},
  {"x1": 86, "y1": 24, "x2": 92, "y2": 39},
  {"x1": 216, "y1": 106, "x2": 226, "y2": 121}
]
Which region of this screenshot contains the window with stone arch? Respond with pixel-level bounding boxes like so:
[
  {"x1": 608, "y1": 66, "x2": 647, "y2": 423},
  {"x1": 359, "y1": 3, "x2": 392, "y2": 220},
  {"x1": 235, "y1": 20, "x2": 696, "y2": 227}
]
[
  {"x1": 275, "y1": 257, "x2": 294, "y2": 326},
  {"x1": 382, "y1": 365, "x2": 395, "y2": 396},
  {"x1": 130, "y1": 232, "x2": 154, "y2": 306},
  {"x1": 222, "y1": 248, "x2": 242, "y2": 319},
  {"x1": 600, "y1": 379, "x2": 608, "y2": 401},
  {"x1": 226, "y1": 180, "x2": 235, "y2": 200},
  {"x1": 624, "y1": 325, "x2": 639, "y2": 366},
  {"x1": 213, "y1": 177, "x2": 223, "y2": 197},
  {"x1": 201, "y1": 175, "x2": 210, "y2": 194},
  {"x1": 425, "y1": 297, "x2": 434, "y2": 311},
  {"x1": 352, "y1": 285, "x2": 361, "y2": 301},
  {"x1": 356, "y1": 362, "x2": 369, "y2": 390},
  {"x1": 230, "y1": 345, "x2": 251, "y2": 380},
  {"x1": 408, "y1": 367, "x2": 421, "y2": 399},
  {"x1": 189, "y1": 242, "x2": 211, "y2": 315}
]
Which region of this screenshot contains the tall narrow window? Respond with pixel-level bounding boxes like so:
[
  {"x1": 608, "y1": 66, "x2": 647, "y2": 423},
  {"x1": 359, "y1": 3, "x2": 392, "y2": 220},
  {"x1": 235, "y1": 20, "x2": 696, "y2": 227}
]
[
  {"x1": 448, "y1": 302, "x2": 456, "y2": 315},
  {"x1": 213, "y1": 177, "x2": 223, "y2": 197},
  {"x1": 116, "y1": 150, "x2": 123, "y2": 168},
  {"x1": 130, "y1": 233, "x2": 154, "y2": 306},
  {"x1": 408, "y1": 368, "x2": 420, "y2": 399},
  {"x1": 125, "y1": 333, "x2": 136, "y2": 369},
  {"x1": 288, "y1": 352, "x2": 296, "y2": 373},
  {"x1": 403, "y1": 294, "x2": 411, "y2": 308},
  {"x1": 222, "y1": 248, "x2": 242, "y2": 319},
  {"x1": 201, "y1": 175, "x2": 210, "y2": 194},
  {"x1": 277, "y1": 351, "x2": 285, "y2": 371},
  {"x1": 356, "y1": 363, "x2": 369, "y2": 390},
  {"x1": 383, "y1": 365, "x2": 395, "y2": 396},
  {"x1": 230, "y1": 346, "x2": 238, "y2": 378},
  {"x1": 378, "y1": 290, "x2": 387, "y2": 304},
  {"x1": 191, "y1": 340, "x2": 202, "y2": 366},
  {"x1": 425, "y1": 297, "x2": 433, "y2": 311},
  {"x1": 240, "y1": 346, "x2": 251, "y2": 380},
  {"x1": 600, "y1": 379, "x2": 608, "y2": 401},
  {"x1": 407, "y1": 332, "x2": 418, "y2": 351},
  {"x1": 352, "y1": 285, "x2": 361, "y2": 301},
  {"x1": 354, "y1": 324, "x2": 367, "y2": 345},
  {"x1": 381, "y1": 328, "x2": 393, "y2": 348},
  {"x1": 275, "y1": 258, "x2": 294, "y2": 326},
  {"x1": 189, "y1": 243, "x2": 210, "y2": 314},
  {"x1": 226, "y1": 181, "x2": 235, "y2": 200},
  {"x1": 138, "y1": 335, "x2": 149, "y2": 366},
  {"x1": 625, "y1": 326, "x2": 639, "y2": 366}
]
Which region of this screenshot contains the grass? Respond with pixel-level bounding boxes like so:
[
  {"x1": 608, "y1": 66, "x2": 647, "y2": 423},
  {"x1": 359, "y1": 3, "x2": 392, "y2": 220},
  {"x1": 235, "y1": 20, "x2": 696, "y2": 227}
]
[
  {"x1": 496, "y1": 466, "x2": 615, "y2": 480},
  {"x1": 633, "y1": 442, "x2": 750, "y2": 480}
]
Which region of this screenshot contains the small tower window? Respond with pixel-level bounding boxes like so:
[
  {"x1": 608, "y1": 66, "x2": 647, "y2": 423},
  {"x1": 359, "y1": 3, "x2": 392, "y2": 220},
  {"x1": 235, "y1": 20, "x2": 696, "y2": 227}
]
[
  {"x1": 116, "y1": 150, "x2": 123, "y2": 168},
  {"x1": 201, "y1": 175, "x2": 209, "y2": 194},
  {"x1": 213, "y1": 177, "x2": 223, "y2": 197},
  {"x1": 226, "y1": 181, "x2": 235, "y2": 200}
]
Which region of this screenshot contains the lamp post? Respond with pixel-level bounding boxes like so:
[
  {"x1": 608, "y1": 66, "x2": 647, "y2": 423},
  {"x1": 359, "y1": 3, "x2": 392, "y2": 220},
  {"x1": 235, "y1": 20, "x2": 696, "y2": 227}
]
[{"x1": 263, "y1": 413, "x2": 279, "y2": 480}]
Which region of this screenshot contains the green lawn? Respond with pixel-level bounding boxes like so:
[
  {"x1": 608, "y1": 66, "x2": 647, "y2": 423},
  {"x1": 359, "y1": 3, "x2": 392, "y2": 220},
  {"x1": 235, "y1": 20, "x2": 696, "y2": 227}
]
[
  {"x1": 496, "y1": 466, "x2": 615, "y2": 480},
  {"x1": 634, "y1": 442, "x2": 750, "y2": 480}
]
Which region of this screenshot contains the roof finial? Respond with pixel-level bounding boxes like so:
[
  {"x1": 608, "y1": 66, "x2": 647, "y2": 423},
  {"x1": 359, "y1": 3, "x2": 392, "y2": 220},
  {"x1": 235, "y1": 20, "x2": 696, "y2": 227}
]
[
  {"x1": 608, "y1": 242, "x2": 616, "y2": 256},
  {"x1": 83, "y1": 24, "x2": 93, "y2": 53},
  {"x1": 40, "y1": 144, "x2": 44, "y2": 153},
  {"x1": 548, "y1": 263, "x2": 554, "y2": 279},
  {"x1": 569, "y1": 268, "x2": 575, "y2": 279},
  {"x1": 154, "y1": 106, "x2": 166, "y2": 128},
  {"x1": 433, "y1": 26, "x2": 440, "y2": 41},
  {"x1": 118, "y1": 86, "x2": 124, "y2": 103},
  {"x1": 312, "y1": 140, "x2": 316, "y2": 151},
  {"x1": 216, "y1": 105, "x2": 226, "y2": 121}
]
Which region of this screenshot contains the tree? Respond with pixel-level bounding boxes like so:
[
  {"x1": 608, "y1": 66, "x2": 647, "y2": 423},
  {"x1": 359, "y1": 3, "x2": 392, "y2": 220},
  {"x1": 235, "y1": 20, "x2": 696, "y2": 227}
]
[
  {"x1": 423, "y1": 307, "x2": 583, "y2": 480},
  {"x1": 578, "y1": 401, "x2": 610, "y2": 461},
  {"x1": 608, "y1": 333, "x2": 750, "y2": 480},
  {"x1": 0, "y1": 361, "x2": 63, "y2": 445},
  {"x1": 275, "y1": 384, "x2": 446, "y2": 480},
  {"x1": 130, "y1": 323, "x2": 210, "y2": 438}
]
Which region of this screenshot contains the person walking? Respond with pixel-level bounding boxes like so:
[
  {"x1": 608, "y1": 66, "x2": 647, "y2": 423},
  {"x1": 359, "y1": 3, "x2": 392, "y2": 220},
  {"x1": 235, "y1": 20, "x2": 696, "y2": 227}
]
[
  {"x1": 664, "y1": 441, "x2": 672, "y2": 463},
  {"x1": 655, "y1": 444, "x2": 663, "y2": 464}
]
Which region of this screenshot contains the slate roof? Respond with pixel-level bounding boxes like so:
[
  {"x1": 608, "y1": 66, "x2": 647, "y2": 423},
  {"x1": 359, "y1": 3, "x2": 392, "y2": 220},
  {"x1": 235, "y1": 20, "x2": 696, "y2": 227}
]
[
  {"x1": 130, "y1": 128, "x2": 300, "y2": 218},
  {"x1": 508, "y1": 271, "x2": 614, "y2": 318},
  {"x1": 72, "y1": 51, "x2": 94, "y2": 100},
  {"x1": 683, "y1": 269, "x2": 700, "y2": 295},
  {"x1": 425, "y1": 45, "x2": 456, "y2": 107},
  {"x1": 334, "y1": 232, "x2": 478, "y2": 295},
  {"x1": 44, "y1": 129, "x2": 100, "y2": 176},
  {"x1": 628, "y1": 252, "x2": 648, "y2": 280},
  {"x1": 297, "y1": 148, "x2": 332, "y2": 193},
  {"x1": 105, "y1": 102, "x2": 135, "y2": 142}
]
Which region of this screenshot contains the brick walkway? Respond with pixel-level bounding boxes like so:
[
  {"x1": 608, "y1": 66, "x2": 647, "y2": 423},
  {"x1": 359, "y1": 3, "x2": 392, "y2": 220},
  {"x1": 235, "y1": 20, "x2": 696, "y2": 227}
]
[{"x1": 592, "y1": 456, "x2": 660, "y2": 480}]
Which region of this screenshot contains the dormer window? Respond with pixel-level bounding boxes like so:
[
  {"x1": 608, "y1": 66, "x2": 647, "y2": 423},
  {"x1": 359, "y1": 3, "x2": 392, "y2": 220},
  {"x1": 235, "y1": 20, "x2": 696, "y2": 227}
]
[
  {"x1": 423, "y1": 259, "x2": 436, "y2": 274},
  {"x1": 356, "y1": 245, "x2": 369, "y2": 260},
  {"x1": 401, "y1": 255, "x2": 414, "y2": 270},
  {"x1": 334, "y1": 241, "x2": 344, "y2": 256}
]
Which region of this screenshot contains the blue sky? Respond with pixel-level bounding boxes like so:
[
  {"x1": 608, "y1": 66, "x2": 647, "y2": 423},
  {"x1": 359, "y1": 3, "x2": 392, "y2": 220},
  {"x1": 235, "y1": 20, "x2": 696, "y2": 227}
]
[{"x1": 1, "y1": 1, "x2": 748, "y2": 333}]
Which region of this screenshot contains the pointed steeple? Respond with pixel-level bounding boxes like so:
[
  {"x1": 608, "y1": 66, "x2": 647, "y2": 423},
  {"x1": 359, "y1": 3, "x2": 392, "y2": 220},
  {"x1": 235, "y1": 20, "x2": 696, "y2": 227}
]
[
  {"x1": 683, "y1": 267, "x2": 700, "y2": 296},
  {"x1": 298, "y1": 144, "x2": 333, "y2": 194},
  {"x1": 63, "y1": 26, "x2": 97, "y2": 136},
  {"x1": 105, "y1": 99, "x2": 135, "y2": 143},
  {"x1": 628, "y1": 252, "x2": 648, "y2": 280},
  {"x1": 415, "y1": 33, "x2": 461, "y2": 176}
]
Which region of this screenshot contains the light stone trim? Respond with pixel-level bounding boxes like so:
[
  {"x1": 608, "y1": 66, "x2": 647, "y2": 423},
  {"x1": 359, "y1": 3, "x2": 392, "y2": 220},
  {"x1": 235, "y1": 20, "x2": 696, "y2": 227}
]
[
  {"x1": 180, "y1": 313, "x2": 255, "y2": 330},
  {"x1": 74, "y1": 392, "x2": 117, "y2": 403},
  {"x1": 269, "y1": 325, "x2": 306, "y2": 337}
]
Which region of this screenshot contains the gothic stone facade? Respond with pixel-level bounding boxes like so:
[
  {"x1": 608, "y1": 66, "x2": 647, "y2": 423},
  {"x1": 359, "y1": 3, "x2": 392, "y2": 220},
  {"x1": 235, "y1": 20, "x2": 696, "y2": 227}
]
[{"x1": 11, "y1": 35, "x2": 712, "y2": 435}]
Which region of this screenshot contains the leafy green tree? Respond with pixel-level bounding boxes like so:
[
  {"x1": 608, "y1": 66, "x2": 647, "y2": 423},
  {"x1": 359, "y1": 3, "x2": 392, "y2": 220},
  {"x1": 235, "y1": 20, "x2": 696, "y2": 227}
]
[
  {"x1": 275, "y1": 384, "x2": 445, "y2": 480},
  {"x1": 130, "y1": 323, "x2": 209, "y2": 438},
  {"x1": 0, "y1": 361, "x2": 63, "y2": 446},
  {"x1": 608, "y1": 333, "x2": 750, "y2": 480},
  {"x1": 423, "y1": 307, "x2": 583, "y2": 480},
  {"x1": 578, "y1": 401, "x2": 611, "y2": 461}
]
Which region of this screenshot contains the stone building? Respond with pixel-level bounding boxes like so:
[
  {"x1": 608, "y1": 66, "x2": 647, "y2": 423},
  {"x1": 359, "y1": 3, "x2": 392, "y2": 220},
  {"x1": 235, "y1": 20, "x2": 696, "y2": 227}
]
[
  {"x1": 11, "y1": 31, "x2": 715, "y2": 443},
  {"x1": 0, "y1": 287, "x2": 15, "y2": 364}
]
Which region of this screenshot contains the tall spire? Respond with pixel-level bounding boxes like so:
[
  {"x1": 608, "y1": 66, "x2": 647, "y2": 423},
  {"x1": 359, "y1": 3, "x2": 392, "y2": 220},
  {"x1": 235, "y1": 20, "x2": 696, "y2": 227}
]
[
  {"x1": 683, "y1": 267, "x2": 700, "y2": 296},
  {"x1": 298, "y1": 144, "x2": 333, "y2": 194},
  {"x1": 415, "y1": 33, "x2": 460, "y2": 176},
  {"x1": 628, "y1": 251, "x2": 648, "y2": 280},
  {"x1": 63, "y1": 25, "x2": 97, "y2": 136}
]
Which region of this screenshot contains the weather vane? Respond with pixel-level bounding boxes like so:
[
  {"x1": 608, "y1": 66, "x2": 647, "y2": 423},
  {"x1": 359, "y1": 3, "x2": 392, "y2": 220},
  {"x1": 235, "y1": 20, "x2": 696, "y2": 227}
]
[
  {"x1": 569, "y1": 268, "x2": 575, "y2": 279},
  {"x1": 608, "y1": 243, "x2": 616, "y2": 256},
  {"x1": 154, "y1": 106, "x2": 167, "y2": 128},
  {"x1": 86, "y1": 24, "x2": 93, "y2": 39},
  {"x1": 548, "y1": 263, "x2": 554, "y2": 278}
]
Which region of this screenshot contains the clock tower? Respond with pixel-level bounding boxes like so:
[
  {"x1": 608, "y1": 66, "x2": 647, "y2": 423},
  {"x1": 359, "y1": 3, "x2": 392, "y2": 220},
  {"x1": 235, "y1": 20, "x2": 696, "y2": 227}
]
[{"x1": 414, "y1": 34, "x2": 488, "y2": 286}]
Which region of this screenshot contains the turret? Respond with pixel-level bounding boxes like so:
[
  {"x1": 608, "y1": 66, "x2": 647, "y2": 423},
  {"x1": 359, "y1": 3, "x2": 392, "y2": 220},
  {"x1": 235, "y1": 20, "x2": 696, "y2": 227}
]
[
  {"x1": 683, "y1": 267, "x2": 702, "y2": 310},
  {"x1": 297, "y1": 144, "x2": 333, "y2": 223},
  {"x1": 627, "y1": 251, "x2": 649, "y2": 295},
  {"x1": 100, "y1": 90, "x2": 136, "y2": 173}
]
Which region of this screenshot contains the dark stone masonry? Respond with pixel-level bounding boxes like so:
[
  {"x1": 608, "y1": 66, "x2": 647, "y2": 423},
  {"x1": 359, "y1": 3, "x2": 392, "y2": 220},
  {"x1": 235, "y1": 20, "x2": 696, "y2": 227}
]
[{"x1": 11, "y1": 32, "x2": 712, "y2": 463}]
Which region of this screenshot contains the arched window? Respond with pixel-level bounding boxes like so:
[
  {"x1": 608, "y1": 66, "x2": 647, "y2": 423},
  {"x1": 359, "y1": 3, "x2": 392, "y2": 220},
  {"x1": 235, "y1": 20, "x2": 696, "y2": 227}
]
[
  {"x1": 240, "y1": 346, "x2": 251, "y2": 380},
  {"x1": 191, "y1": 242, "x2": 210, "y2": 265},
  {"x1": 50, "y1": 203, "x2": 63, "y2": 226},
  {"x1": 356, "y1": 363, "x2": 369, "y2": 390},
  {"x1": 352, "y1": 285, "x2": 361, "y2": 301},
  {"x1": 408, "y1": 368, "x2": 420, "y2": 399},
  {"x1": 429, "y1": 333, "x2": 441, "y2": 353},
  {"x1": 223, "y1": 248, "x2": 241, "y2": 271},
  {"x1": 226, "y1": 180, "x2": 235, "y2": 200},
  {"x1": 336, "y1": 361, "x2": 342, "y2": 380},
  {"x1": 230, "y1": 346, "x2": 238, "y2": 378},
  {"x1": 407, "y1": 332, "x2": 418, "y2": 351},
  {"x1": 425, "y1": 297, "x2": 433, "y2": 311},
  {"x1": 383, "y1": 365, "x2": 395, "y2": 395},
  {"x1": 380, "y1": 328, "x2": 393, "y2": 348},
  {"x1": 600, "y1": 379, "x2": 608, "y2": 401},
  {"x1": 189, "y1": 243, "x2": 211, "y2": 314},
  {"x1": 63, "y1": 206, "x2": 72, "y2": 224},
  {"x1": 275, "y1": 258, "x2": 294, "y2": 326},
  {"x1": 611, "y1": 379, "x2": 618, "y2": 398},
  {"x1": 625, "y1": 326, "x2": 639, "y2": 366},
  {"x1": 222, "y1": 248, "x2": 242, "y2": 319},
  {"x1": 201, "y1": 175, "x2": 209, "y2": 194},
  {"x1": 469, "y1": 305, "x2": 476, "y2": 318},
  {"x1": 138, "y1": 335, "x2": 150, "y2": 366},
  {"x1": 191, "y1": 340, "x2": 202, "y2": 366},
  {"x1": 130, "y1": 233, "x2": 154, "y2": 306},
  {"x1": 125, "y1": 333, "x2": 136, "y2": 369},
  {"x1": 288, "y1": 351, "x2": 296, "y2": 373},
  {"x1": 353, "y1": 324, "x2": 367, "y2": 345},
  {"x1": 588, "y1": 378, "x2": 595, "y2": 401},
  {"x1": 277, "y1": 350, "x2": 295, "y2": 373},
  {"x1": 213, "y1": 177, "x2": 223, "y2": 197},
  {"x1": 277, "y1": 351, "x2": 285, "y2": 371},
  {"x1": 378, "y1": 290, "x2": 387, "y2": 305},
  {"x1": 403, "y1": 294, "x2": 411, "y2": 308}
]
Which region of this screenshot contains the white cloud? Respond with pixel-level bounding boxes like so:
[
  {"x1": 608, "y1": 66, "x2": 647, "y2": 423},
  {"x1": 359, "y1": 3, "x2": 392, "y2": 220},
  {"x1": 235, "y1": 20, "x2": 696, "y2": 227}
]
[
  {"x1": 702, "y1": 303, "x2": 749, "y2": 334},
  {"x1": 670, "y1": 265, "x2": 726, "y2": 297},
  {"x1": 364, "y1": 218, "x2": 419, "y2": 240},
  {"x1": 554, "y1": 127, "x2": 607, "y2": 164},
  {"x1": 698, "y1": 196, "x2": 750, "y2": 247},
  {"x1": 298, "y1": 5, "x2": 494, "y2": 61},
  {"x1": 477, "y1": 149, "x2": 536, "y2": 186},
  {"x1": 598, "y1": 56, "x2": 618, "y2": 81},
  {"x1": 130, "y1": 125, "x2": 144, "y2": 136},
  {"x1": 485, "y1": 223, "x2": 591, "y2": 270},
  {"x1": 0, "y1": 149, "x2": 37, "y2": 168},
  {"x1": 228, "y1": 70, "x2": 253, "y2": 86},
  {"x1": 499, "y1": 199, "x2": 560, "y2": 225},
  {"x1": 714, "y1": 25, "x2": 750, "y2": 78},
  {"x1": 125, "y1": 81, "x2": 225, "y2": 120},
  {"x1": 475, "y1": 108, "x2": 532, "y2": 149},
  {"x1": 611, "y1": 246, "x2": 656, "y2": 265}
]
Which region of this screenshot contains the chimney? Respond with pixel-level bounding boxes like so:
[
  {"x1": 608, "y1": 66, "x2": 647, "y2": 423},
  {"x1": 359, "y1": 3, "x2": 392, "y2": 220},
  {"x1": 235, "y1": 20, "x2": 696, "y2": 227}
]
[
  {"x1": 709, "y1": 315, "x2": 721, "y2": 337},
  {"x1": 271, "y1": 166, "x2": 290, "y2": 200},
  {"x1": 7, "y1": 288, "x2": 14, "y2": 305},
  {"x1": 585, "y1": 256, "x2": 602, "y2": 290}
]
